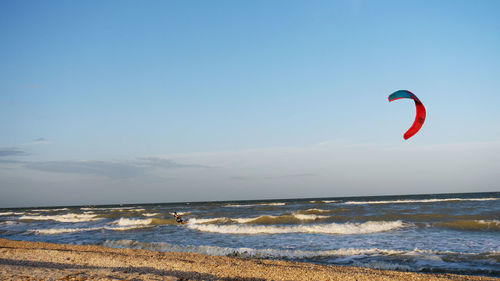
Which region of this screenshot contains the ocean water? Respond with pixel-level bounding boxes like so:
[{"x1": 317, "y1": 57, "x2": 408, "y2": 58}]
[{"x1": 0, "y1": 192, "x2": 499, "y2": 277}]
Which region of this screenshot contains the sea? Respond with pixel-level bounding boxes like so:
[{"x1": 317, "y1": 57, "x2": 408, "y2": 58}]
[{"x1": 1, "y1": 192, "x2": 499, "y2": 277}]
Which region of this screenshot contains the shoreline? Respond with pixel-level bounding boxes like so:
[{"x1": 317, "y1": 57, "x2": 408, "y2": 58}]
[{"x1": 0, "y1": 239, "x2": 497, "y2": 280}]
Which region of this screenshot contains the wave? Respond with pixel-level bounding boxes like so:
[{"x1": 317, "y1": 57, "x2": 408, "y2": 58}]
[
  {"x1": 29, "y1": 218, "x2": 175, "y2": 234},
  {"x1": 188, "y1": 213, "x2": 329, "y2": 225},
  {"x1": 434, "y1": 220, "x2": 500, "y2": 231},
  {"x1": 103, "y1": 239, "x2": 500, "y2": 269},
  {"x1": 0, "y1": 212, "x2": 25, "y2": 216},
  {"x1": 186, "y1": 220, "x2": 407, "y2": 235},
  {"x1": 169, "y1": 212, "x2": 191, "y2": 216},
  {"x1": 80, "y1": 206, "x2": 137, "y2": 211},
  {"x1": 19, "y1": 213, "x2": 100, "y2": 223},
  {"x1": 103, "y1": 239, "x2": 381, "y2": 257},
  {"x1": 224, "y1": 202, "x2": 286, "y2": 208},
  {"x1": 143, "y1": 213, "x2": 159, "y2": 217},
  {"x1": 343, "y1": 197, "x2": 499, "y2": 205},
  {"x1": 296, "y1": 208, "x2": 333, "y2": 214},
  {"x1": 260, "y1": 203, "x2": 286, "y2": 206},
  {"x1": 31, "y1": 208, "x2": 69, "y2": 212},
  {"x1": 309, "y1": 200, "x2": 338, "y2": 203},
  {"x1": 112, "y1": 217, "x2": 152, "y2": 226},
  {"x1": 32, "y1": 227, "x2": 103, "y2": 235},
  {"x1": 223, "y1": 204, "x2": 254, "y2": 208},
  {"x1": 110, "y1": 217, "x2": 175, "y2": 228}
]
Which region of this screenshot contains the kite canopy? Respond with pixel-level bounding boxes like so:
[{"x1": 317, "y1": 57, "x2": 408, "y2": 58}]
[{"x1": 388, "y1": 90, "x2": 426, "y2": 140}]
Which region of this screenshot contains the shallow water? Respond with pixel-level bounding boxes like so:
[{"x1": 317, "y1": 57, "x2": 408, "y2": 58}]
[{"x1": 1, "y1": 192, "x2": 499, "y2": 276}]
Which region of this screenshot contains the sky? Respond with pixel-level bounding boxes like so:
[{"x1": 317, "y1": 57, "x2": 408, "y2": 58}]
[{"x1": 1, "y1": 0, "x2": 499, "y2": 208}]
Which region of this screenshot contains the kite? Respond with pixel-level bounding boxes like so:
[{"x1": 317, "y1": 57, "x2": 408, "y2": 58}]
[{"x1": 388, "y1": 90, "x2": 426, "y2": 140}]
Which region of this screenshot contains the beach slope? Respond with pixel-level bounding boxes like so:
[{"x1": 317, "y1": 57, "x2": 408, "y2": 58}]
[{"x1": 0, "y1": 238, "x2": 496, "y2": 281}]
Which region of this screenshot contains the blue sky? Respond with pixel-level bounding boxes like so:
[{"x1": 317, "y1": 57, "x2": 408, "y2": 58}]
[{"x1": 1, "y1": 0, "x2": 499, "y2": 207}]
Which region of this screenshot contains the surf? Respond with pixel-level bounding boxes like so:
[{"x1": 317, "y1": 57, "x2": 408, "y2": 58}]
[{"x1": 186, "y1": 220, "x2": 407, "y2": 235}]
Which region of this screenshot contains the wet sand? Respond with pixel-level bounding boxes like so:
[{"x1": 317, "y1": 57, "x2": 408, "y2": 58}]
[{"x1": 0, "y1": 238, "x2": 497, "y2": 281}]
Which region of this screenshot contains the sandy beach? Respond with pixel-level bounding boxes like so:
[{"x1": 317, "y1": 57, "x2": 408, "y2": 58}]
[{"x1": 0, "y1": 239, "x2": 496, "y2": 281}]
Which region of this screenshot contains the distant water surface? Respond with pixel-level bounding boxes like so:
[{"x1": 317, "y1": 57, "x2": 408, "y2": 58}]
[{"x1": 1, "y1": 192, "x2": 499, "y2": 276}]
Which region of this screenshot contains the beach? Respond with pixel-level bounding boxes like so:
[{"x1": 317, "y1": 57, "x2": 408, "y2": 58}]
[{"x1": 0, "y1": 239, "x2": 497, "y2": 281}]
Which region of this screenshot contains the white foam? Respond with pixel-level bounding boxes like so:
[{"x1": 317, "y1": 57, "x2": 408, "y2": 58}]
[
  {"x1": 344, "y1": 198, "x2": 499, "y2": 205},
  {"x1": 80, "y1": 206, "x2": 136, "y2": 211},
  {"x1": 143, "y1": 213, "x2": 159, "y2": 217},
  {"x1": 30, "y1": 218, "x2": 154, "y2": 234},
  {"x1": 224, "y1": 204, "x2": 257, "y2": 208},
  {"x1": 187, "y1": 220, "x2": 407, "y2": 235},
  {"x1": 188, "y1": 218, "x2": 227, "y2": 224},
  {"x1": 188, "y1": 213, "x2": 329, "y2": 225},
  {"x1": 19, "y1": 213, "x2": 100, "y2": 222},
  {"x1": 105, "y1": 218, "x2": 154, "y2": 231},
  {"x1": 259, "y1": 203, "x2": 286, "y2": 206},
  {"x1": 32, "y1": 227, "x2": 102, "y2": 235},
  {"x1": 103, "y1": 240, "x2": 457, "y2": 262},
  {"x1": 0, "y1": 212, "x2": 25, "y2": 216},
  {"x1": 224, "y1": 202, "x2": 286, "y2": 207},
  {"x1": 477, "y1": 219, "x2": 500, "y2": 225},
  {"x1": 304, "y1": 208, "x2": 330, "y2": 213},
  {"x1": 32, "y1": 208, "x2": 69, "y2": 212},
  {"x1": 292, "y1": 213, "x2": 329, "y2": 220},
  {"x1": 113, "y1": 217, "x2": 152, "y2": 226}
]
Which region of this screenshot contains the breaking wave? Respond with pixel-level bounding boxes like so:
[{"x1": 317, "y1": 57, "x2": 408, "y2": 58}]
[
  {"x1": 29, "y1": 217, "x2": 176, "y2": 234},
  {"x1": 32, "y1": 227, "x2": 103, "y2": 235},
  {"x1": 143, "y1": 213, "x2": 159, "y2": 217},
  {"x1": 188, "y1": 213, "x2": 330, "y2": 225},
  {"x1": 19, "y1": 213, "x2": 100, "y2": 223},
  {"x1": 344, "y1": 197, "x2": 499, "y2": 205},
  {"x1": 296, "y1": 208, "x2": 333, "y2": 215},
  {"x1": 434, "y1": 220, "x2": 500, "y2": 231},
  {"x1": 224, "y1": 202, "x2": 286, "y2": 208},
  {"x1": 103, "y1": 239, "x2": 500, "y2": 273},
  {"x1": 31, "y1": 208, "x2": 69, "y2": 212},
  {"x1": 309, "y1": 200, "x2": 338, "y2": 203},
  {"x1": 80, "y1": 206, "x2": 137, "y2": 211},
  {"x1": 186, "y1": 220, "x2": 407, "y2": 235},
  {"x1": 0, "y1": 212, "x2": 25, "y2": 216}
]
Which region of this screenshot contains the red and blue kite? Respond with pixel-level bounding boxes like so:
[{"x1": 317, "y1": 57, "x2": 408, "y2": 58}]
[{"x1": 388, "y1": 90, "x2": 426, "y2": 140}]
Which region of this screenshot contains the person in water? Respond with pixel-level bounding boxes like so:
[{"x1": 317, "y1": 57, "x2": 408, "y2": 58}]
[{"x1": 173, "y1": 212, "x2": 184, "y2": 224}]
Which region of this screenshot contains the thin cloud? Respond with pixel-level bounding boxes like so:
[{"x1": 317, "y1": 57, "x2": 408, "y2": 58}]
[
  {"x1": 0, "y1": 147, "x2": 28, "y2": 157},
  {"x1": 22, "y1": 157, "x2": 207, "y2": 179},
  {"x1": 137, "y1": 157, "x2": 209, "y2": 169},
  {"x1": 22, "y1": 138, "x2": 52, "y2": 145},
  {"x1": 23, "y1": 160, "x2": 145, "y2": 179}
]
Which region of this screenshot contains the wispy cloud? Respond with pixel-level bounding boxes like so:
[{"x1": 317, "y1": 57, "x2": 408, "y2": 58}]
[
  {"x1": 0, "y1": 147, "x2": 29, "y2": 157},
  {"x1": 21, "y1": 137, "x2": 52, "y2": 146},
  {"x1": 136, "y1": 157, "x2": 208, "y2": 169},
  {"x1": 21, "y1": 157, "x2": 207, "y2": 179}
]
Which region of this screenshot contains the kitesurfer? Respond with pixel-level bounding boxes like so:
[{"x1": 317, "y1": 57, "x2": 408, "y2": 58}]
[{"x1": 173, "y1": 212, "x2": 185, "y2": 224}]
